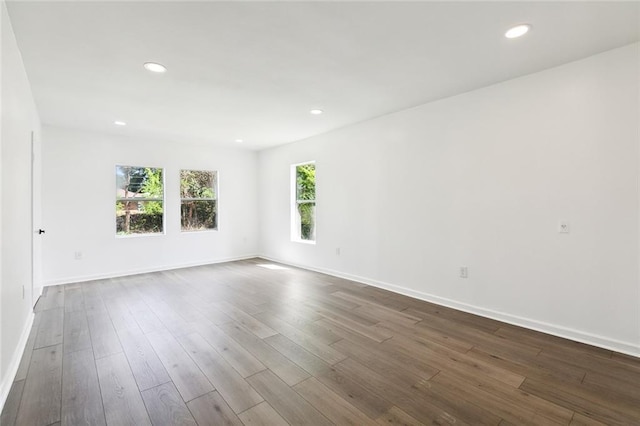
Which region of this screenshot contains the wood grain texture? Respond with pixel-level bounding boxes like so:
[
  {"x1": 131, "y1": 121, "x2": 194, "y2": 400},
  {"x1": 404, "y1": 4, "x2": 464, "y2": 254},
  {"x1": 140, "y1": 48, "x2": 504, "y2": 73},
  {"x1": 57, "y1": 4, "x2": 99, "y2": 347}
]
[
  {"x1": 186, "y1": 391, "x2": 244, "y2": 426},
  {"x1": 192, "y1": 322, "x2": 266, "y2": 378},
  {"x1": 237, "y1": 401, "x2": 289, "y2": 426},
  {"x1": 15, "y1": 345, "x2": 63, "y2": 426},
  {"x1": 117, "y1": 327, "x2": 171, "y2": 391},
  {"x1": 294, "y1": 377, "x2": 376, "y2": 425},
  {"x1": 376, "y1": 406, "x2": 427, "y2": 426},
  {"x1": 141, "y1": 382, "x2": 197, "y2": 426},
  {"x1": 61, "y1": 348, "x2": 106, "y2": 426},
  {"x1": 63, "y1": 310, "x2": 92, "y2": 353},
  {"x1": 247, "y1": 369, "x2": 333, "y2": 426},
  {"x1": 14, "y1": 314, "x2": 41, "y2": 382},
  {"x1": 4, "y1": 259, "x2": 639, "y2": 426},
  {"x1": 86, "y1": 311, "x2": 122, "y2": 359},
  {"x1": 176, "y1": 332, "x2": 263, "y2": 413},
  {"x1": 219, "y1": 321, "x2": 310, "y2": 386},
  {"x1": 34, "y1": 308, "x2": 64, "y2": 349},
  {"x1": 95, "y1": 352, "x2": 151, "y2": 426},
  {"x1": 0, "y1": 380, "x2": 25, "y2": 426},
  {"x1": 146, "y1": 330, "x2": 214, "y2": 402}
]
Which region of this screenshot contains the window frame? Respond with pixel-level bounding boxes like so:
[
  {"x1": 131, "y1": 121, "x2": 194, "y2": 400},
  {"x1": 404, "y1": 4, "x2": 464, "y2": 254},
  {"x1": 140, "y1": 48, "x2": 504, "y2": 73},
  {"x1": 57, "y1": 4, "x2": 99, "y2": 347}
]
[
  {"x1": 180, "y1": 169, "x2": 219, "y2": 232},
  {"x1": 291, "y1": 161, "x2": 316, "y2": 244},
  {"x1": 115, "y1": 165, "x2": 165, "y2": 237}
]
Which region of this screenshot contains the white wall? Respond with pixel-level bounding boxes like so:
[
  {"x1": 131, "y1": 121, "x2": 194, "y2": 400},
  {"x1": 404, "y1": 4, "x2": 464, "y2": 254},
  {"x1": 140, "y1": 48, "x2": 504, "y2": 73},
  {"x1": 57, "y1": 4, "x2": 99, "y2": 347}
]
[
  {"x1": 258, "y1": 43, "x2": 640, "y2": 356},
  {"x1": 42, "y1": 126, "x2": 259, "y2": 284},
  {"x1": 0, "y1": 0, "x2": 41, "y2": 405}
]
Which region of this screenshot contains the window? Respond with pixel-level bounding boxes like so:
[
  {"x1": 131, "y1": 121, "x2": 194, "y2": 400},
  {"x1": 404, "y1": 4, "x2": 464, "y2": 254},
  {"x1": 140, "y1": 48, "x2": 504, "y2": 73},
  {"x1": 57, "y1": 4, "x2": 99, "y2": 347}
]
[
  {"x1": 180, "y1": 170, "x2": 218, "y2": 231},
  {"x1": 292, "y1": 162, "x2": 316, "y2": 242},
  {"x1": 116, "y1": 166, "x2": 164, "y2": 235}
]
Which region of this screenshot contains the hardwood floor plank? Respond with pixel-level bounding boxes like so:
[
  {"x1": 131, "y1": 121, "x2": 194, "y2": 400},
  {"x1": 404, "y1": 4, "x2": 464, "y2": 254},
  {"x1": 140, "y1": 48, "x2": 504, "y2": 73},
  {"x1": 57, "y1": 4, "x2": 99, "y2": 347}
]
[
  {"x1": 0, "y1": 380, "x2": 25, "y2": 426},
  {"x1": 61, "y1": 348, "x2": 106, "y2": 426},
  {"x1": 334, "y1": 357, "x2": 472, "y2": 425},
  {"x1": 34, "y1": 307, "x2": 64, "y2": 349},
  {"x1": 237, "y1": 401, "x2": 289, "y2": 426},
  {"x1": 15, "y1": 345, "x2": 63, "y2": 426},
  {"x1": 117, "y1": 327, "x2": 171, "y2": 391},
  {"x1": 14, "y1": 314, "x2": 42, "y2": 381},
  {"x1": 412, "y1": 375, "x2": 503, "y2": 424},
  {"x1": 105, "y1": 297, "x2": 140, "y2": 333},
  {"x1": 214, "y1": 301, "x2": 277, "y2": 339},
  {"x1": 141, "y1": 382, "x2": 198, "y2": 426},
  {"x1": 192, "y1": 322, "x2": 266, "y2": 378},
  {"x1": 146, "y1": 330, "x2": 214, "y2": 402},
  {"x1": 86, "y1": 310, "x2": 123, "y2": 359},
  {"x1": 316, "y1": 366, "x2": 393, "y2": 419},
  {"x1": 294, "y1": 377, "x2": 377, "y2": 425},
  {"x1": 264, "y1": 333, "x2": 333, "y2": 376},
  {"x1": 81, "y1": 281, "x2": 107, "y2": 314},
  {"x1": 129, "y1": 305, "x2": 166, "y2": 334},
  {"x1": 332, "y1": 337, "x2": 438, "y2": 384},
  {"x1": 383, "y1": 334, "x2": 525, "y2": 388},
  {"x1": 432, "y1": 371, "x2": 572, "y2": 425},
  {"x1": 9, "y1": 260, "x2": 637, "y2": 426},
  {"x1": 316, "y1": 314, "x2": 393, "y2": 343},
  {"x1": 64, "y1": 287, "x2": 85, "y2": 313},
  {"x1": 247, "y1": 369, "x2": 333, "y2": 426},
  {"x1": 186, "y1": 391, "x2": 243, "y2": 426},
  {"x1": 63, "y1": 310, "x2": 92, "y2": 353},
  {"x1": 176, "y1": 332, "x2": 263, "y2": 413},
  {"x1": 146, "y1": 299, "x2": 198, "y2": 336},
  {"x1": 570, "y1": 412, "x2": 608, "y2": 426},
  {"x1": 374, "y1": 318, "x2": 474, "y2": 353},
  {"x1": 376, "y1": 406, "x2": 427, "y2": 426},
  {"x1": 95, "y1": 352, "x2": 151, "y2": 426},
  {"x1": 255, "y1": 312, "x2": 347, "y2": 364},
  {"x1": 581, "y1": 370, "x2": 640, "y2": 405},
  {"x1": 36, "y1": 285, "x2": 65, "y2": 311},
  {"x1": 219, "y1": 322, "x2": 310, "y2": 386},
  {"x1": 266, "y1": 303, "x2": 341, "y2": 345},
  {"x1": 466, "y1": 346, "x2": 586, "y2": 386},
  {"x1": 520, "y1": 377, "x2": 640, "y2": 424}
]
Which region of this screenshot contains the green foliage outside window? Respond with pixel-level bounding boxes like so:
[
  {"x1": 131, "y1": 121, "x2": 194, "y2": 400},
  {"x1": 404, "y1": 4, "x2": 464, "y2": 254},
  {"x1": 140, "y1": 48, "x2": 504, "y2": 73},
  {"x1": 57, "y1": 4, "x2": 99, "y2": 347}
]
[
  {"x1": 180, "y1": 170, "x2": 217, "y2": 231},
  {"x1": 116, "y1": 166, "x2": 164, "y2": 235},
  {"x1": 296, "y1": 163, "x2": 316, "y2": 240}
]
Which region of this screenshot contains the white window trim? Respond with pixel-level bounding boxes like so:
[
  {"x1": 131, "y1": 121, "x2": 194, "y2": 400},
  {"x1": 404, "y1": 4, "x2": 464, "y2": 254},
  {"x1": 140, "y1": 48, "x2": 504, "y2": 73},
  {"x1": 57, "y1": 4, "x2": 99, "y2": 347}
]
[
  {"x1": 115, "y1": 165, "x2": 166, "y2": 237},
  {"x1": 291, "y1": 161, "x2": 316, "y2": 244},
  {"x1": 180, "y1": 169, "x2": 219, "y2": 232}
]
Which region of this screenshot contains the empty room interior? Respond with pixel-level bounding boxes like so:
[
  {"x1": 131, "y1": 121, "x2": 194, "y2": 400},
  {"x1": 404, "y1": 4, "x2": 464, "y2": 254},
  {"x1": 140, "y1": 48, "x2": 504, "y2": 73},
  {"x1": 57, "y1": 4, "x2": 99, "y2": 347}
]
[{"x1": 1, "y1": 1, "x2": 639, "y2": 425}]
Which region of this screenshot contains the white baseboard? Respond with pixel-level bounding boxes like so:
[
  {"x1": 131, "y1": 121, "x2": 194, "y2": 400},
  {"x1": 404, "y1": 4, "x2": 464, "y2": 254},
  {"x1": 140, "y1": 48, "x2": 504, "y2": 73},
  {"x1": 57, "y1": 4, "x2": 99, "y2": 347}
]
[
  {"x1": 0, "y1": 310, "x2": 34, "y2": 414},
  {"x1": 259, "y1": 255, "x2": 640, "y2": 358},
  {"x1": 42, "y1": 254, "x2": 259, "y2": 286}
]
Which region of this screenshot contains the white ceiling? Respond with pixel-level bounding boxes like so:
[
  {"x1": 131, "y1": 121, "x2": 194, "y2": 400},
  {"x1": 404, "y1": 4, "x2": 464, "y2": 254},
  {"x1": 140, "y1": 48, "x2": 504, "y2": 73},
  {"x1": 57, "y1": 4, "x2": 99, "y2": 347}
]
[{"x1": 6, "y1": 1, "x2": 639, "y2": 150}]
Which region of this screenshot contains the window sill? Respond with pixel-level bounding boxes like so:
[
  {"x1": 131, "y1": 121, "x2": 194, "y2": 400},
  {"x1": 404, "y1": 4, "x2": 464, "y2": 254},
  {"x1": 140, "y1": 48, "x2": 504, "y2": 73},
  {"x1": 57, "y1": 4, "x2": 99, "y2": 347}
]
[
  {"x1": 116, "y1": 232, "x2": 165, "y2": 239},
  {"x1": 181, "y1": 229, "x2": 218, "y2": 234},
  {"x1": 292, "y1": 239, "x2": 316, "y2": 245}
]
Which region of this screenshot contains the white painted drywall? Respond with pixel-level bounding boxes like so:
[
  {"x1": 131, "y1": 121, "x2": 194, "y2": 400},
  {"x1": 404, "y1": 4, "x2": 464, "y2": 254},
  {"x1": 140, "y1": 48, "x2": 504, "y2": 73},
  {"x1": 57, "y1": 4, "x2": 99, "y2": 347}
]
[
  {"x1": 41, "y1": 126, "x2": 259, "y2": 285},
  {"x1": 0, "y1": 0, "x2": 40, "y2": 404},
  {"x1": 258, "y1": 43, "x2": 640, "y2": 355}
]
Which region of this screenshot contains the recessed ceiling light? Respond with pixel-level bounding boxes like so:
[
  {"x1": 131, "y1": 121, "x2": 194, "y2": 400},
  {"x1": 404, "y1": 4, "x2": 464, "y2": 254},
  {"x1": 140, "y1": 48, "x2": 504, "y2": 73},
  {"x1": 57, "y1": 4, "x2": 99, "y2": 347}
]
[
  {"x1": 114, "y1": 121, "x2": 127, "y2": 126},
  {"x1": 505, "y1": 24, "x2": 531, "y2": 39},
  {"x1": 143, "y1": 62, "x2": 167, "y2": 73},
  {"x1": 235, "y1": 139, "x2": 244, "y2": 143},
  {"x1": 310, "y1": 109, "x2": 323, "y2": 115}
]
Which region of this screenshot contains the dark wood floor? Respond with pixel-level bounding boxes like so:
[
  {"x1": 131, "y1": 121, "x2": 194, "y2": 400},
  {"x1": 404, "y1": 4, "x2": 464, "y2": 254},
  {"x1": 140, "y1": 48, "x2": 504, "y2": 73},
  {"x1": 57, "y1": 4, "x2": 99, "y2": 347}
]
[{"x1": 2, "y1": 258, "x2": 639, "y2": 426}]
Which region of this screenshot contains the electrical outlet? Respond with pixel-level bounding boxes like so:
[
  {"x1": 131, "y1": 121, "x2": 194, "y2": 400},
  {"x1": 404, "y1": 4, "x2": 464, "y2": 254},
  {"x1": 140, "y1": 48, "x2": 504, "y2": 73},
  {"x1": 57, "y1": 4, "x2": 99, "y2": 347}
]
[
  {"x1": 74, "y1": 251, "x2": 83, "y2": 260},
  {"x1": 460, "y1": 266, "x2": 468, "y2": 278},
  {"x1": 336, "y1": 247, "x2": 341, "y2": 256},
  {"x1": 558, "y1": 221, "x2": 570, "y2": 234}
]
